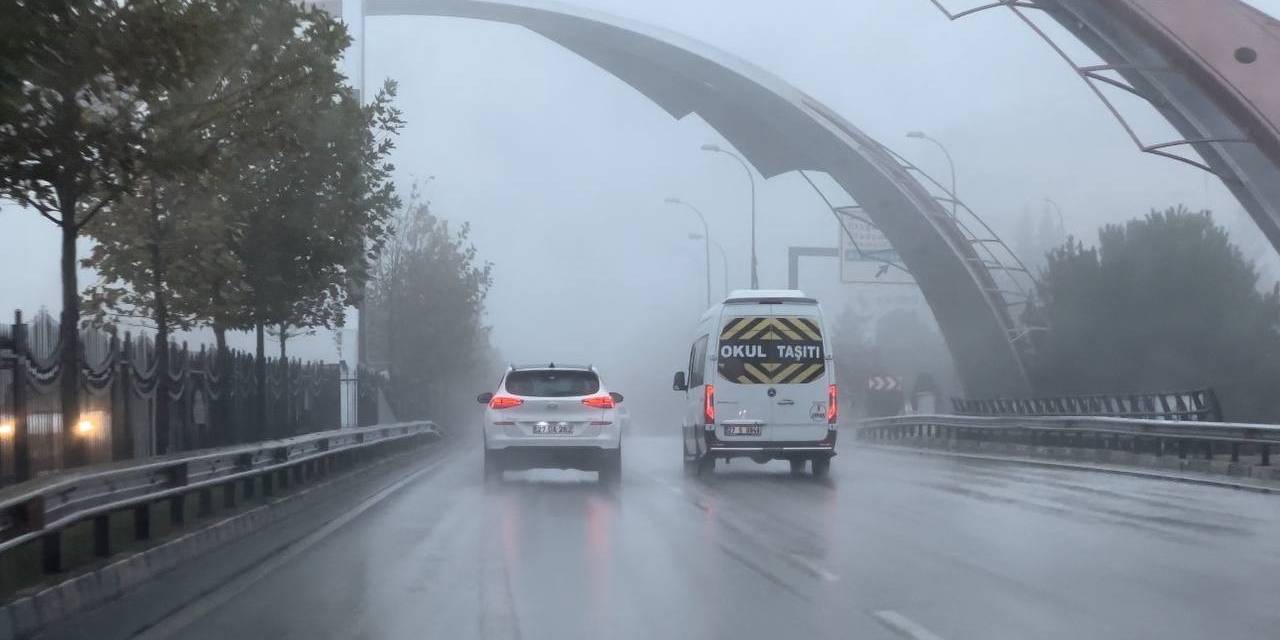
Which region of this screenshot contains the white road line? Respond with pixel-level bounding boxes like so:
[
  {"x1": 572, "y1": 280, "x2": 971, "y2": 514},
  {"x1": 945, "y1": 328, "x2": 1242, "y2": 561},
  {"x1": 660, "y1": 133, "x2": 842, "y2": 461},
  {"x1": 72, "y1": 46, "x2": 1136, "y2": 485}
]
[
  {"x1": 652, "y1": 474, "x2": 838, "y2": 583},
  {"x1": 650, "y1": 474, "x2": 685, "y2": 495},
  {"x1": 872, "y1": 610, "x2": 947, "y2": 640},
  {"x1": 130, "y1": 456, "x2": 451, "y2": 640},
  {"x1": 786, "y1": 552, "x2": 840, "y2": 582}
]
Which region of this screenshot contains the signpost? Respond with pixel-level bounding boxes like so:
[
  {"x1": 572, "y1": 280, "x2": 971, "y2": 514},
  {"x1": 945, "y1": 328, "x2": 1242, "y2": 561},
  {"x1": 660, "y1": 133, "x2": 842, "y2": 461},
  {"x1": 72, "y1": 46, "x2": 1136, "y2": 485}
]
[
  {"x1": 866, "y1": 375, "x2": 901, "y2": 392},
  {"x1": 839, "y1": 216, "x2": 916, "y2": 286}
]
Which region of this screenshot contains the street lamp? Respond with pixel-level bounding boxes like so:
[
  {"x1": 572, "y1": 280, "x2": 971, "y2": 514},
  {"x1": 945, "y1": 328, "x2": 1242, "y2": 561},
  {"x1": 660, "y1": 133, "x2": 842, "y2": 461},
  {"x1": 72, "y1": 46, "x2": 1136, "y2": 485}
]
[
  {"x1": 690, "y1": 233, "x2": 730, "y2": 299},
  {"x1": 666, "y1": 197, "x2": 713, "y2": 307},
  {"x1": 906, "y1": 131, "x2": 957, "y2": 216},
  {"x1": 1044, "y1": 197, "x2": 1065, "y2": 234},
  {"x1": 701, "y1": 143, "x2": 759, "y2": 289}
]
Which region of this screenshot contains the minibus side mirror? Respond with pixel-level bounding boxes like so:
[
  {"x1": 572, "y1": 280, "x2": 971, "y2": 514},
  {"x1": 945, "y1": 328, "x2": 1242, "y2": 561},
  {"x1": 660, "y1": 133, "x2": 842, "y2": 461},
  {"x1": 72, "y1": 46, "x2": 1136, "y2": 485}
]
[{"x1": 672, "y1": 371, "x2": 687, "y2": 391}]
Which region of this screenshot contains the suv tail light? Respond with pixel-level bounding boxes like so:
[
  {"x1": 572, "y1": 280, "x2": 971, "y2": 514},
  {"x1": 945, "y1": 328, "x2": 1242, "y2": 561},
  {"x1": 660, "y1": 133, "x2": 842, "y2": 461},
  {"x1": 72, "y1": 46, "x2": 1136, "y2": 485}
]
[
  {"x1": 489, "y1": 395, "x2": 524, "y2": 410},
  {"x1": 704, "y1": 384, "x2": 716, "y2": 425},
  {"x1": 827, "y1": 384, "x2": 838, "y2": 425},
  {"x1": 582, "y1": 395, "x2": 615, "y2": 409}
]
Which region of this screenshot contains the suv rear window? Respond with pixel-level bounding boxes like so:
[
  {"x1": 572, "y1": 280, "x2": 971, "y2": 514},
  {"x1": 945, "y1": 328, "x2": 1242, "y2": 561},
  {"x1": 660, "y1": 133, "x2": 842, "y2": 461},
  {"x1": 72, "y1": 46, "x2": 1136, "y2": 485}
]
[
  {"x1": 717, "y1": 315, "x2": 825, "y2": 384},
  {"x1": 504, "y1": 370, "x2": 600, "y2": 397}
]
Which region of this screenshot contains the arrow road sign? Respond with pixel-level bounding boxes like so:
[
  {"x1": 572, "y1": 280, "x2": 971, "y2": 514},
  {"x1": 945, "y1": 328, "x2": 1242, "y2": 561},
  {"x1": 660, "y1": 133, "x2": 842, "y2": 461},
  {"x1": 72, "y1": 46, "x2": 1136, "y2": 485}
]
[{"x1": 867, "y1": 376, "x2": 901, "y2": 392}]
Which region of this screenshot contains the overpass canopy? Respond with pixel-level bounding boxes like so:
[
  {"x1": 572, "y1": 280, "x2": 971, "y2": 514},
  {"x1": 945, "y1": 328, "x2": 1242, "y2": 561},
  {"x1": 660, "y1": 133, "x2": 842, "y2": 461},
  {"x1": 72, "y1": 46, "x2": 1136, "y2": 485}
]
[{"x1": 365, "y1": 0, "x2": 1037, "y2": 397}]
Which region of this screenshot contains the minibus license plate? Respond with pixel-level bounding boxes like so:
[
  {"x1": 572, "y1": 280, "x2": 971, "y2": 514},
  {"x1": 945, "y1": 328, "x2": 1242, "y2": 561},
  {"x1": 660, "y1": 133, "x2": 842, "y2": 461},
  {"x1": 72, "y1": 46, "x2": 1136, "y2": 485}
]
[{"x1": 725, "y1": 425, "x2": 762, "y2": 436}]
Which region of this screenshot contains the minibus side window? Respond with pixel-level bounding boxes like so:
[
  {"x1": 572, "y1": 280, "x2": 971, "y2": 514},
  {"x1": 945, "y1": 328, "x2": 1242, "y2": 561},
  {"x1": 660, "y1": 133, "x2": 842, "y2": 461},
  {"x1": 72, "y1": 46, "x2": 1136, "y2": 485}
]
[{"x1": 688, "y1": 335, "x2": 709, "y2": 387}]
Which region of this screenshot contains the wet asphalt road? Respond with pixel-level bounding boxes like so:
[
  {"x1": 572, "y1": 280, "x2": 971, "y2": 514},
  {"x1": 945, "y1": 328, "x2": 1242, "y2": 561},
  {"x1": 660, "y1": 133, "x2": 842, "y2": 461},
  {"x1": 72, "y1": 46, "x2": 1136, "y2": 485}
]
[{"x1": 57, "y1": 436, "x2": 1280, "y2": 640}]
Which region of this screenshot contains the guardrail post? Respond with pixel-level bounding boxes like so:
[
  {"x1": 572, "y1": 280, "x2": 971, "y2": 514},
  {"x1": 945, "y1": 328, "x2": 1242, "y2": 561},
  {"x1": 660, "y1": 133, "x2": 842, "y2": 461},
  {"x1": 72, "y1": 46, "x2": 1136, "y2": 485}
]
[
  {"x1": 169, "y1": 495, "x2": 185, "y2": 526},
  {"x1": 1230, "y1": 442, "x2": 1240, "y2": 463},
  {"x1": 1203, "y1": 442, "x2": 1213, "y2": 461},
  {"x1": 1261, "y1": 444, "x2": 1271, "y2": 466},
  {"x1": 262, "y1": 472, "x2": 274, "y2": 498},
  {"x1": 224, "y1": 482, "x2": 237, "y2": 509},
  {"x1": 41, "y1": 531, "x2": 62, "y2": 574},
  {"x1": 197, "y1": 488, "x2": 213, "y2": 517},
  {"x1": 93, "y1": 514, "x2": 110, "y2": 558},
  {"x1": 1178, "y1": 440, "x2": 1188, "y2": 460},
  {"x1": 134, "y1": 504, "x2": 151, "y2": 541}
]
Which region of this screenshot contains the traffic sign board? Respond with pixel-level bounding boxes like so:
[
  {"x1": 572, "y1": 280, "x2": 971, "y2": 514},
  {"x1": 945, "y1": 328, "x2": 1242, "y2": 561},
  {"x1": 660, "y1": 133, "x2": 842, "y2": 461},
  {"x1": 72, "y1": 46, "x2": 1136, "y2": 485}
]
[
  {"x1": 866, "y1": 376, "x2": 901, "y2": 392},
  {"x1": 839, "y1": 217, "x2": 915, "y2": 286}
]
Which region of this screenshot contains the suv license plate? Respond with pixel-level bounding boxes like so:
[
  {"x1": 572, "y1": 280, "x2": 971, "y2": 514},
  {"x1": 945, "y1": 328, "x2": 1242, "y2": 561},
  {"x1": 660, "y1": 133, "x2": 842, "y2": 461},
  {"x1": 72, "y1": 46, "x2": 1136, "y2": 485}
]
[
  {"x1": 533, "y1": 424, "x2": 574, "y2": 435},
  {"x1": 725, "y1": 425, "x2": 762, "y2": 436}
]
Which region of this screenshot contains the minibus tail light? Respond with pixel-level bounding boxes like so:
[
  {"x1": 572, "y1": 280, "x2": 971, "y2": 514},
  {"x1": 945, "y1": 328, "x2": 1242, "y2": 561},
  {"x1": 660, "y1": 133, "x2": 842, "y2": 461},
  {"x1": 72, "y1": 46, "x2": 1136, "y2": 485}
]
[
  {"x1": 704, "y1": 384, "x2": 716, "y2": 425},
  {"x1": 827, "y1": 384, "x2": 838, "y2": 425}
]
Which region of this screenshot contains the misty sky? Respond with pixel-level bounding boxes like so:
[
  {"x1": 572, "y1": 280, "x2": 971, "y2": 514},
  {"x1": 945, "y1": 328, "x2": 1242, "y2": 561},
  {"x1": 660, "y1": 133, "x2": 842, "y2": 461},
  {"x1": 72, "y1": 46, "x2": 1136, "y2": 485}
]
[{"x1": 4, "y1": 0, "x2": 1280, "y2": 425}]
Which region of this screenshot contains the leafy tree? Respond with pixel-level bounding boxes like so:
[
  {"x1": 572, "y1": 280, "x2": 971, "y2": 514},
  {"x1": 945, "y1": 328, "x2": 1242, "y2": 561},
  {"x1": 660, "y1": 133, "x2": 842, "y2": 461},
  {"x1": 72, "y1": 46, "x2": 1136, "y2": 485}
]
[
  {"x1": 365, "y1": 192, "x2": 494, "y2": 423},
  {"x1": 1031, "y1": 206, "x2": 1280, "y2": 421},
  {"x1": 218, "y1": 78, "x2": 401, "y2": 435},
  {"x1": 78, "y1": 1, "x2": 388, "y2": 448},
  {"x1": 82, "y1": 180, "x2": 217, "y2": 452},
  {"x1": 0, "y1": 0, "x2": 241, "y2": 462},
  {"x1": 238, "y1": 81, "x2": 403, "y2": 344}
]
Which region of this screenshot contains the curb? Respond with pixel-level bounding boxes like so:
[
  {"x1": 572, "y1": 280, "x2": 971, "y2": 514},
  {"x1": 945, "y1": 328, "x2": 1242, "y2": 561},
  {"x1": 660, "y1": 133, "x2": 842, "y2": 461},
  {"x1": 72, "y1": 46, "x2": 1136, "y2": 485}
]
[
  {"x1": 860, "y1": 443, "x2": 1280, "y2": 494},
  {"x1": 0, "y1": 440, "x2": 441, "y2": 640}
]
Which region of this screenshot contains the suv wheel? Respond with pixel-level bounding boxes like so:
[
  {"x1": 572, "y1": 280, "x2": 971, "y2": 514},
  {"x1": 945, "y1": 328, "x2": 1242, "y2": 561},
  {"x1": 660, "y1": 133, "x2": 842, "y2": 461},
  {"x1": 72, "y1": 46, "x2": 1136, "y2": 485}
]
[
  {"x1": 599, "y1": 447, "x2": 622, "y2": 485},
  {"x1": 789, "y1": 458, "x2": 807, "y2": 475},
  {"x1": 484, "y1": 450, "x2": 503, "y2": 484}
]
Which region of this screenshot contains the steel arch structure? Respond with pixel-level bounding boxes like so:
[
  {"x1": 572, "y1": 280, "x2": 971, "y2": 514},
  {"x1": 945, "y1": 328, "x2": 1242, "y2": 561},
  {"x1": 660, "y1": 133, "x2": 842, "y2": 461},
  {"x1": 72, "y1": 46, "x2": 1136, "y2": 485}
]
[
  {"x1": 932, "y1": 0, "x2": 1280, "y2": 255},
  {"x1": 361, "y1": 0, "x2": 1035, "y2": 397}
]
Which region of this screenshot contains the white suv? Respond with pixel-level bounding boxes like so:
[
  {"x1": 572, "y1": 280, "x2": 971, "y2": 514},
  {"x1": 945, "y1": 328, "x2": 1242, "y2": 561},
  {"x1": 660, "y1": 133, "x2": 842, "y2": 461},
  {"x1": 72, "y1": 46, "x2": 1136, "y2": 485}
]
[{"x1": 478, "y1": 364, "x2": 623, "y2": 484}]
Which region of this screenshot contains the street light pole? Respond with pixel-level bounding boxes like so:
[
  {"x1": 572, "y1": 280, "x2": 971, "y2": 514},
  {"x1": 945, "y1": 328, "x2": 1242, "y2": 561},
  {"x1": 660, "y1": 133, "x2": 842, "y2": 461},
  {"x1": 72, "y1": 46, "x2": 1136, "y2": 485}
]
[
  {"x1": 701, "y1": 144, "x2": 758, "y2": 289},
  {"x1": 696, "y1": 234, "x2": 731, "y2": 299},
  {"x1": 1044, "y1": 197, "x2": 1065, "y2": 234},
  {"x1": 666, "y1": 198, "x2": 712, "y2": 307},
  {"x1": 907, "y1": 131, "x2": 957, "y2": 217}
]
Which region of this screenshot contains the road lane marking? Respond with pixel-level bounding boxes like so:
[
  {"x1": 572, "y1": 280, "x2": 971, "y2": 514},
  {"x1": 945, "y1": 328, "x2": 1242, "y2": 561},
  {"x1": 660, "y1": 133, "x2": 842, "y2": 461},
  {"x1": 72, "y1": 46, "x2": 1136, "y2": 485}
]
[
  {"x1": 129, "y1": 455, "x2": 452, "y2": 640},
  {"x1": 654, "y1": 473, "x2": 840, "y2": 584},
  {"x1": 872, "y1": 610, "x2": 947, "y2": 640},
  {"x1": 786, "y1": 552, "x2": 839, "y2": 582},
  {"x1": 651, "y1": 475, "x2": 685, "y2": 496}
]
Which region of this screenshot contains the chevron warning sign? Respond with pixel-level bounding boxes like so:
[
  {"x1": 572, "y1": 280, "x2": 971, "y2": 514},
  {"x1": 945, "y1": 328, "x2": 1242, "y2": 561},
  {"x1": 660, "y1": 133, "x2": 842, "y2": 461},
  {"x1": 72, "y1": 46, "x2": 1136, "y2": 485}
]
[
  {"x1": 866, "y1": 376, "x2": 901, "y2": 392},
  {"x1": 717, "y1": 316, "x2": 825, "y2": 384}
]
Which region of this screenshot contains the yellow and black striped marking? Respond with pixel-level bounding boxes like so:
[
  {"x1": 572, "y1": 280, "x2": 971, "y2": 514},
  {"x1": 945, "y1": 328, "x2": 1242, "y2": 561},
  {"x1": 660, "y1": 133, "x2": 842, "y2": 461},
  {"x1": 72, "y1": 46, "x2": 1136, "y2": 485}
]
[{"x1": 717, "y1": 316, "x2": 825, "y2": 384}]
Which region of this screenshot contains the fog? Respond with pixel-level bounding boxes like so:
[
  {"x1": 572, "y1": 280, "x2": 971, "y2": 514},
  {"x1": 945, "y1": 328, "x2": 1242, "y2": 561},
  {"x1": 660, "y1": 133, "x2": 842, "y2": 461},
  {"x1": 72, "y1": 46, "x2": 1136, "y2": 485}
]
[{"x1": 4, "y1": 0, "x2": 1280, "y2": 432}]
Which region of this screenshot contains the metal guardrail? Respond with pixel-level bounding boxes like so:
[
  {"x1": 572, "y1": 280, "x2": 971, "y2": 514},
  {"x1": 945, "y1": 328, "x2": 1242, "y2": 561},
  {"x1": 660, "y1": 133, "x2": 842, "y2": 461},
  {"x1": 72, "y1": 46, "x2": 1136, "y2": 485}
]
[
  {"x1": 857, "y1": 414, "x2": 1277, "y2": 466},
  {"x1": 0, "y1": 421, "x2": 439, "y2": 575},
  {"x1": 951, "y1": 388, "x2": 1221, "y2": 422}
]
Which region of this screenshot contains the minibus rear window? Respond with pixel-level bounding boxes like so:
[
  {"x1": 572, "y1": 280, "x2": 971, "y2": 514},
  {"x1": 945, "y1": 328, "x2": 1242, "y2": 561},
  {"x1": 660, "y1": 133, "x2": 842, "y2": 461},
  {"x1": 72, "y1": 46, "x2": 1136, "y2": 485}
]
[{"x1": 717, "y1": 316, "x2": 825, "y2": 384}]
